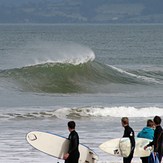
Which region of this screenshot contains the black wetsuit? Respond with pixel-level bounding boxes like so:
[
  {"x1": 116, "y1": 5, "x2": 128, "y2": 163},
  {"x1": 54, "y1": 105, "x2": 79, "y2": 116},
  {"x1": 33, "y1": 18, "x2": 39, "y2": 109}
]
[
  {"x1": 123, "y1": 125, "x2": 135, "y2": 163},
  {"x1": 65, "y1": 130, "x2": 80, "y2": 163},
  {"x1": 147, "y1": 125, "x2": 163, "y2": 163}
]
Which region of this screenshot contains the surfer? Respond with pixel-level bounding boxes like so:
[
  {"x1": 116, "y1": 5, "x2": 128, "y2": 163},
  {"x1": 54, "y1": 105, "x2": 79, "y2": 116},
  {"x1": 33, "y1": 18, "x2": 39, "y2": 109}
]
[
  {"x1": 144, "y1": 116, "x2": 163, "y2": 163},
  {"x1": 121, "y1": 117, "x2": 135, "y2": 163},
  {"x1": 63, "y1": 121, "x2": 80, "y2": 163},
  {"x1": 137, "y1": 119, "x2": 154, "y2": 163}
]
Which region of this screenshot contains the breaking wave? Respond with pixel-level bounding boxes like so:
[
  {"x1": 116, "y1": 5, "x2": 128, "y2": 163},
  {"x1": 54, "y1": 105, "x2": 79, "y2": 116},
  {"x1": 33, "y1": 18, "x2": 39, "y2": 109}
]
[
  {"x1": 0, "y1": 42, "x2": 162, "y2": 93},
  {"x1": 0, "y1": 61, "x2": 162, "y2": 93},
  {"x1": 1, "y1": 106, "x2": 163, "y2": 120}
]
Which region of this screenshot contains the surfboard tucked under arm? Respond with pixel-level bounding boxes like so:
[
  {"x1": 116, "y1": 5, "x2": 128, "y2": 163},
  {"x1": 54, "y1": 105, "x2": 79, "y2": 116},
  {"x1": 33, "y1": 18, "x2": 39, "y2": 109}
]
[
  {"x1": 99, "y1": 137, "x2": 153, "y2": 157},
  {"x1": 26, "y1": 131, "x2": 98, "y2": 163}
]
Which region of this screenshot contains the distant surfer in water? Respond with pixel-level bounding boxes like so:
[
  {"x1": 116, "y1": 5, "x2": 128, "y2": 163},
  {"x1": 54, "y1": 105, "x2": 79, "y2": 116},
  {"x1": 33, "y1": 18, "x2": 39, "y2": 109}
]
[
  {"x1": 64, "y1": 121, "x2": 80, "y2": 163},
  {"x1": 121, "y1": 117, "x2": 135, "y2": 163}
]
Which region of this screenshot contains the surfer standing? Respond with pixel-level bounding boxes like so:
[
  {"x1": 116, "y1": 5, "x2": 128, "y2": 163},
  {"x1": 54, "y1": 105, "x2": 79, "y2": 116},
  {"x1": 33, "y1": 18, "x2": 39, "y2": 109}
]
[
  {"x1": 144, "y1": 116, "x2": 163, "y2": 163},
  {"x1": 137, "y1": 119, "x2": 154, "y2": 163},
  {"x1": 121, "y1": 117, "x2": 135, "y2": 163},
  {"x1": 64, "y1": 121, "x2": 80, "y2": 163}
]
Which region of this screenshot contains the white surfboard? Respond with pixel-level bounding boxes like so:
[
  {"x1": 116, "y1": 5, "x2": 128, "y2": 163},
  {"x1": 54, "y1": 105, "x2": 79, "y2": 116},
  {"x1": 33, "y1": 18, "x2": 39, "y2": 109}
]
[
  {"x1": 26, "y1": 131, "x2": 98, "y2": 163},
  {"x1": 99, "y1": 137, "x2": 153, "y2": 157}
]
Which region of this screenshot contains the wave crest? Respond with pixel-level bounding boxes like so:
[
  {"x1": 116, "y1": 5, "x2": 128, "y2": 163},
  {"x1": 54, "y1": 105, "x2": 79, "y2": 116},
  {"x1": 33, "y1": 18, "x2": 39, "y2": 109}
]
[
  {"x1": 31, "y1": 41, "x2": 95, "y2": 66},
  {"x1": 54, "y1": 106, "x2": 163, "y2": 119},
  {"x1": 1, "y1": 41, "x2": 95, "y2": 70}
]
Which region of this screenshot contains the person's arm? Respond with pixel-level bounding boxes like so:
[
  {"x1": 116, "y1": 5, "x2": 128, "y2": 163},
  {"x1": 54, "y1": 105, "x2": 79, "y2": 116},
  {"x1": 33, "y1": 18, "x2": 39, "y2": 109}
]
[
  {"x1": 153, "y1": 129, "x2": 161, "y2": 152},
  {"x1": 144, "y1": 129, "x2": 157, "y2": 150},
  {"x1": 129, "y1": 131, "x2": 135, "y2": 151},
  {"x1": 63, "y1": 153, "x2": 69, "y2": 160}
]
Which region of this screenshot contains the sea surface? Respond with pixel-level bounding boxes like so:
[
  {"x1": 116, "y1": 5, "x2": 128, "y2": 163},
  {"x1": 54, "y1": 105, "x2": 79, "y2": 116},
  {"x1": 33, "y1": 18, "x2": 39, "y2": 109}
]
[{"x1": 0, "y1": 24, "x2": 163, "y2": 163}]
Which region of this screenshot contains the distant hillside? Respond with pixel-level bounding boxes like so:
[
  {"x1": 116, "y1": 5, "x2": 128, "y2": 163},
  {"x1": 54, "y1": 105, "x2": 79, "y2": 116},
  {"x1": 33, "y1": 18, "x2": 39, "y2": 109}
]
[{"x1": 0, "y1": 0, "x2": 163, "y2": 23}]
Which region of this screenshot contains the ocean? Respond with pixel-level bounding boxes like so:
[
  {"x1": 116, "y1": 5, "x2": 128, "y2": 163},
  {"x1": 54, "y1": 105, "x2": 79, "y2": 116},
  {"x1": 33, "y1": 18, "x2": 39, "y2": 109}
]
[{"x1": 0, "y1": 24, "x2": 163, "y2": 163}]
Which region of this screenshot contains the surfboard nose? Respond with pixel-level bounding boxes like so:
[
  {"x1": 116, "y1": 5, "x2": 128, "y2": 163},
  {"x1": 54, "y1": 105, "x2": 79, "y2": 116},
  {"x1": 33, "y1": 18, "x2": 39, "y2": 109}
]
[{"x1": 27, "y1": 132, "x2": 37, "y2": 141}]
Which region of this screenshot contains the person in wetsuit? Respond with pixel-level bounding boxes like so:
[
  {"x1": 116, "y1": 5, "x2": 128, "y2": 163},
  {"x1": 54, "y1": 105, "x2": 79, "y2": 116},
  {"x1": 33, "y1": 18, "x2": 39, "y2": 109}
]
[
  {"x1": 144, "y1": 116, "x2": 163, "y2": 163},
  {"x1": 121, "y1": 117, "x2": 135, "y2": 163},
  {"x1": 64, "y1": 121, "x2": 80, "y2": 163},
  {"x1": 137, "y1": 119, "x2": 154, "y2": 163}
]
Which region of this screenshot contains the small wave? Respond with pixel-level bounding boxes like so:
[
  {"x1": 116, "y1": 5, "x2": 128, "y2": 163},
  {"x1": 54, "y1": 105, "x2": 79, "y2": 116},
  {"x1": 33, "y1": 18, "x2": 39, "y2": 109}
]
[
  {"x1": 1, "y1": 106, "x2": 163, "y2": 120},
  {"x1": 54, "y1": 106, "x2": 163, "y2": 119},
  {"x1": 0, "y1": 111, "x2": 58, "y2": 120}
]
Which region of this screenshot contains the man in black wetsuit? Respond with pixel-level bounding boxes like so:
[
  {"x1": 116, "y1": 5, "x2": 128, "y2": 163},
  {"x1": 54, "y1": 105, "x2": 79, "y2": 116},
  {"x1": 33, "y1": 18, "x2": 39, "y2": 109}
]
[
  {"x1": 121, "y1": 117, "x2": 135, "y2": 163},
  {"x1": 64, "y1": 121, "x2": 80, "y2": 163},
  {"x1": 144, "y1": 116, "x2": 163, "y2": 163}
]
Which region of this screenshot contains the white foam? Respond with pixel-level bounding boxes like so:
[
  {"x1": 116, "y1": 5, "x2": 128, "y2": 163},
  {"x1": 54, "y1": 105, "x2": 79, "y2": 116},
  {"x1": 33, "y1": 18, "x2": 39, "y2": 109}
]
[
  {"x1": 1, "y1": 106, "x2": 163, "y2": 120},
  {"x1": 54, "y1": 106, "x2": 163, "y2": 118},
  {"x1": 4, "y1": 41, "x2": 95, "y2": 69},
  {"x1": 31, "y1": 41, "x2": 95, "y2": 65}
]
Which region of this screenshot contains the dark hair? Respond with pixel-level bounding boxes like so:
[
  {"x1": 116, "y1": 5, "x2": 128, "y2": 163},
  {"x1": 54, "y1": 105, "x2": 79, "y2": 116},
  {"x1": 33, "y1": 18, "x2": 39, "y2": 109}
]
[
  {"x1": 121, "y1": 117, "x2": 129, "y2": 125},
  {"x1": 147, "y1": 119, "x2": 154, "y2": 127},
  {"x1": 68, "y1": 121, "x2": 76, "y2": 129},
  {"x1": 153, "y1": 116, "x2": 161, "y2": 125}
]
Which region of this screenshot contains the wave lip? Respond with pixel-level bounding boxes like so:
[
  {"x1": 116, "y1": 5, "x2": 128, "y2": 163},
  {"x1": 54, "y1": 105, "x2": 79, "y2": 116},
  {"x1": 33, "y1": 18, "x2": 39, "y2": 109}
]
[
  {"x1": 1, "y1": 41, "x2": 95, "y2": 70},
  {"x1": 30, "y1": 42, "x2": 95, "y2": 66}
]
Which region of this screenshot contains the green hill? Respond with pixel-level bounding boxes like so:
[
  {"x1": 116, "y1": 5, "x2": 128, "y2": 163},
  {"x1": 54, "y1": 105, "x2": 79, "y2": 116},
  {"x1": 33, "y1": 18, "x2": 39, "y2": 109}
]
[{"x1": 0, "y1": 0, "x2": 163, "y2": 23}]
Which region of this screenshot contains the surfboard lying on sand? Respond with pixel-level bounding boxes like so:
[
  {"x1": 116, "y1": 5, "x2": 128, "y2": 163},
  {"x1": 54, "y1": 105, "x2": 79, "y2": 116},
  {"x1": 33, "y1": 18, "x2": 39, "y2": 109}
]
[
  {"x1": 99, "y1": 137, "x2": 153, "y2": 157},
  {"x1": 26, "y1": 131, "x2": 98, "y2": 163}
]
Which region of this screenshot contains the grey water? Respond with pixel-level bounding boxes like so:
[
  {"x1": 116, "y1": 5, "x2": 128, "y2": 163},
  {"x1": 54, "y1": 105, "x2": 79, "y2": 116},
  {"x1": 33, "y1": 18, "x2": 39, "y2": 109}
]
[{"x1": 0, "y1": 24, "x2": 163, "y2": 163}]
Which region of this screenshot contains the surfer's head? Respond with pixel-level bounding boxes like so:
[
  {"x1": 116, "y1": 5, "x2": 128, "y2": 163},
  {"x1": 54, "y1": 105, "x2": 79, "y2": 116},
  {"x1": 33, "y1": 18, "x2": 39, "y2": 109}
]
[
  {"x1": 147, "y1": 119, "x2": 154, "y2": 128},
  {"x1": 68, "y1": 121, "x2": 76, "y2": 131},
  {"x1": 153, "y1": 116, "x2": 161, "y2": 126},
  {"x1": 121, "y1": 117, "x2": 129, "y2": 127}
]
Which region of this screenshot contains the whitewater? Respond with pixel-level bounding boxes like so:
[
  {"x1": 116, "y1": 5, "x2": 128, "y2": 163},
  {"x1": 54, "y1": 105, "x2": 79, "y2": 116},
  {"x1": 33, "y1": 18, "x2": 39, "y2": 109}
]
[{"x1": 0, "y1": 24, "x2": 163, "y2": 163}]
